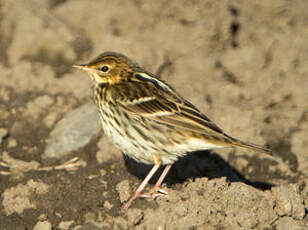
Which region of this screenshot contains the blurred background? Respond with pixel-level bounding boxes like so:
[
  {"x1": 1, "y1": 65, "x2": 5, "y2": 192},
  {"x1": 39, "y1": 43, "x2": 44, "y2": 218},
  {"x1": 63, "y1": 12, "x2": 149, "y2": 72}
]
[{"x1": 0, "y1": 0, "x2": 307, "y2": 229}]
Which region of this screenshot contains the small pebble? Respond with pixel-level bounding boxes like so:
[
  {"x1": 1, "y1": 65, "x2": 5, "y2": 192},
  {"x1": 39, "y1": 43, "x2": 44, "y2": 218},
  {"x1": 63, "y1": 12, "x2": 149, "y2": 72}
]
[
  {"x1": 0, "y1": 128, "x2": 8, "y2": 143},
  {"x1": 8, "y1": 138, "x2": 17, "y2": 148},
  {"x1": 33, "y1": 221, "x2": 52, "y2": 230},
  {"x1": 116, "y1": 180, "x2": 131, "y2": 203},
  {"x1": 272, "y1": 185, "x2": 305, "y2": 219},
  {"x1": 127, "y1": 209, "x2": 144, "y2": 226},
  {"x1": 104, "y1": 200, "x2": 113, "y2": 210},
  {"x1": 275, "y1": 217, "x2": 306, "y2": 230},
  {"x1": 58, "y1": 221, "x2": 74, "y2": 230}
]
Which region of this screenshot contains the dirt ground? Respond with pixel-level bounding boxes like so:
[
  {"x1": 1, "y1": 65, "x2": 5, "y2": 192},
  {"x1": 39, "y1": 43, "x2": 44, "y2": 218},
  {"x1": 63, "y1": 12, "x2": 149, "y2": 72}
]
[{"x1": 0, "y1": 0, "x2": 307, "y2": 229}]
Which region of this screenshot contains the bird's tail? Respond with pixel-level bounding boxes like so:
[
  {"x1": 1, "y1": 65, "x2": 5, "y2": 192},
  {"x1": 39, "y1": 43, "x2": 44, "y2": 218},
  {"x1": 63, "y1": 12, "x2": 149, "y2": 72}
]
[{"x1": 226, "y1": 135, "x2": 273, "y2": 155}]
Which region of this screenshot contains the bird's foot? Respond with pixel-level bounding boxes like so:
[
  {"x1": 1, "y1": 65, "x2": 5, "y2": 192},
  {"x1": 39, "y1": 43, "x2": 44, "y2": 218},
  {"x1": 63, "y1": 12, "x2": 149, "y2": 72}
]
[
  {"x1": 122, "y1": 186, "x2": 168, "y2": 210},
  {"x1": 139, "y1": 186, "x2": 168, "y2": 199}
]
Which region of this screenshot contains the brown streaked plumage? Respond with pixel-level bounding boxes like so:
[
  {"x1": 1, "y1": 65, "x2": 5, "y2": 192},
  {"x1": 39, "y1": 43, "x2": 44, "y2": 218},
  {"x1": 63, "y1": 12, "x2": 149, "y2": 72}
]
[{"x1": 73, "y1": 51, "x2": 272, "y2": 209}]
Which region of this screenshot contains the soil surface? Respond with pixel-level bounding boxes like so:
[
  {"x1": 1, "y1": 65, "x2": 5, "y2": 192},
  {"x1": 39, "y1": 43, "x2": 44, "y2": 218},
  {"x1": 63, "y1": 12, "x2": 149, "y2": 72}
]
[{"x1": 0, "y1": 1, "x2": 307, "y2": 229}]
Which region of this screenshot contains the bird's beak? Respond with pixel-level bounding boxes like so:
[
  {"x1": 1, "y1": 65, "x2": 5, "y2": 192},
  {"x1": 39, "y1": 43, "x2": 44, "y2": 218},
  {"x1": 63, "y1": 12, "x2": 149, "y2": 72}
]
[{"x1": 72, "y1": 64, "x2": 98, "y2": 74}]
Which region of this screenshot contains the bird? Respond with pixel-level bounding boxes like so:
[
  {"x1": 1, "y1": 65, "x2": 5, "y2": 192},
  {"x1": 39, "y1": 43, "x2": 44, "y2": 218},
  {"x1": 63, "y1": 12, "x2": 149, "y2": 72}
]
[{"x1": 73, "y1": 52, "x2": 271, "y2": 209}]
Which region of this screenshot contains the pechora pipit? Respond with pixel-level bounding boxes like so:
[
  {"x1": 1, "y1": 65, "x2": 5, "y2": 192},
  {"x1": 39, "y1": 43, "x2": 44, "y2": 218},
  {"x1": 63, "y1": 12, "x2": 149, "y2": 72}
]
[{"x1": 73, "y1": 52, "x2": 272, "y2": 209}]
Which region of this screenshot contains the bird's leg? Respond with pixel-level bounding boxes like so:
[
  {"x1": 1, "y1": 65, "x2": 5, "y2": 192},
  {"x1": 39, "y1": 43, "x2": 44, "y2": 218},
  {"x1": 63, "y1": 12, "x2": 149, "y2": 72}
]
[
  {"x1": 152, "y1": 164, "x2": 172, "y2": 195},
  {"x1": 123, "y1": 155, "x2": 162, "y2": 209},
  {"x1": 140, "y1": 164, "x2": 172, "y2": 199}
]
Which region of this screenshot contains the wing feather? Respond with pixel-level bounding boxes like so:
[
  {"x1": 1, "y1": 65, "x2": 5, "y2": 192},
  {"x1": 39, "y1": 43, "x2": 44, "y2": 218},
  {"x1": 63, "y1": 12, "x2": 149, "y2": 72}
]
[{"x1": 114, "y1": 74, "x2": 225, "y2": 136}]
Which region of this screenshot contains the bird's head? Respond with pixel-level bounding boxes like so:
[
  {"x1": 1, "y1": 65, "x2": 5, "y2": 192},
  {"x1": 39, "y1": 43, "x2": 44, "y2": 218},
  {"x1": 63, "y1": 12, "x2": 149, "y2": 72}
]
[{"x1": 73, "y1": 52, "x2": 138, "y2": 85}]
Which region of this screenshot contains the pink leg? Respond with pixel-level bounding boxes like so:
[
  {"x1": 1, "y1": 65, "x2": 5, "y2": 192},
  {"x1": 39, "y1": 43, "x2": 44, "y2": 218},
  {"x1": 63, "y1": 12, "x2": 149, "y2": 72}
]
[
  {"x1": 123, "y1": 158, "x2": 162, "y2": 209},
  {"x1": 152, "y1": 164, "x2": 172, "y2": 194},
  {"x1": 140, "y1": 164, "x2": 172, "y2": 199}
]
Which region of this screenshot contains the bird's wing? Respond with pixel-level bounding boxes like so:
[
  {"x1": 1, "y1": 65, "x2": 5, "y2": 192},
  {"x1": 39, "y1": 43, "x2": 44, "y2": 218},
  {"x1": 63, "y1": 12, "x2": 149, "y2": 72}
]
[{"x1": 113, "y1": 73, "x2": 225, "y2": 137}]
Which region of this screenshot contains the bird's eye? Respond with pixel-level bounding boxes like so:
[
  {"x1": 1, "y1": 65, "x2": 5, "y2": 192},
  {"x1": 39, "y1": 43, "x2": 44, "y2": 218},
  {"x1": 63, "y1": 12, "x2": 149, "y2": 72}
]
[{"x1": 101, "y1": 66, "x2": 109, "y2": 72}]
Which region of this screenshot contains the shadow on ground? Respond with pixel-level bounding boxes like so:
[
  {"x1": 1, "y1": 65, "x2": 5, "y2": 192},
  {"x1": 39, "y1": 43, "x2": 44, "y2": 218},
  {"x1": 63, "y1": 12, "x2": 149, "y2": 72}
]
[{"x1": 123, "y1": 150, "x2": 276, "y2": 191}]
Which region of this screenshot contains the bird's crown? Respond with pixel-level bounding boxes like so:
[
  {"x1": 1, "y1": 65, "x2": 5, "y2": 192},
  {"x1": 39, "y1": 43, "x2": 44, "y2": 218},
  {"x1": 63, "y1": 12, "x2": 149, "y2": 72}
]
[{"x1": 73, "y1": 52, "x2": 140, "y2": 84}]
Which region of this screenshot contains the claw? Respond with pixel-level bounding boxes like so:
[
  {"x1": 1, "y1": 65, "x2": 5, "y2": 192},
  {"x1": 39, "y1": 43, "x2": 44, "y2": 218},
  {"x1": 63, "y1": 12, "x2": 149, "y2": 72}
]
[
  {"x1": 139, "y1": 187, "x2": 168, "y2": 200},
  {"x1": 157, "y1": 188, "x2": 168, "y2": 195},
  {"x1": 139, "y1": 192, "x2": 166, "y2": 200}
]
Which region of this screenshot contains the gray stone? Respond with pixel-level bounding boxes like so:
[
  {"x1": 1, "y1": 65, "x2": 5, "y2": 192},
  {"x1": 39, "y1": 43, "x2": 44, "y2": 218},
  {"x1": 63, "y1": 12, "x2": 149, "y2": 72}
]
[{"x1": 43, "y1": 103, "x2": 100, "y2": 159}]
